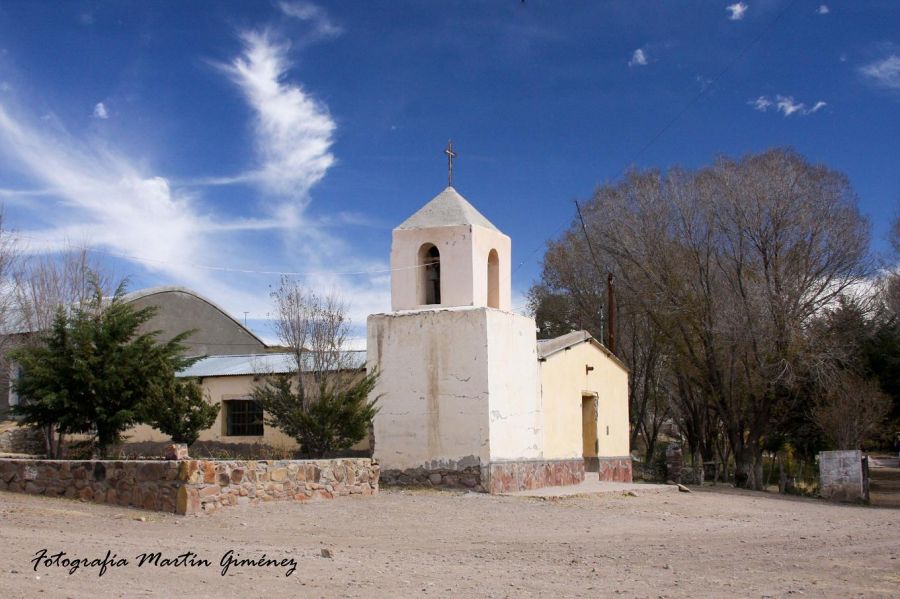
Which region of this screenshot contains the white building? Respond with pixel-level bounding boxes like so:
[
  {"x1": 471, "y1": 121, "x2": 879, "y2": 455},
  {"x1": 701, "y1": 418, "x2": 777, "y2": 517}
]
[{"x1": 368, "y1": 186, "x2": 631, "y2": 493}]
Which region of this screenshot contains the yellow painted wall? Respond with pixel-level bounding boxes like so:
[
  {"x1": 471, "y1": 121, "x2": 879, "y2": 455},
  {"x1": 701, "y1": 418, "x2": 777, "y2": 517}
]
[
  {"x1": 539, "y1": 341, "x2": 630, "y2": 460},
  {"x1": 125, "y1": 374, "x2": 370, "y2": 453}
]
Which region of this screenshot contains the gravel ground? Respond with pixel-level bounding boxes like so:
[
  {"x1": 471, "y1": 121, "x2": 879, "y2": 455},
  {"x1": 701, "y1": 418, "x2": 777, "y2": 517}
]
[{"x1": 0, "y1": 485, "x2": 898, "y2": 598}]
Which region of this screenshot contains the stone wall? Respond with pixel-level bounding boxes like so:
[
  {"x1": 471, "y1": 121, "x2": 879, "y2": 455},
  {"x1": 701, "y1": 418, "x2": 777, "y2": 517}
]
[
  {"x1": 0, "y1": 422, "x2": 44, "y2": 455},
  {"x1": 596, "y1": 456, "x2": 633, "y2": 483},
  {"x1": 380, "y1": 465, "x2": 484, "y2": 491},
  {"x1": 819, "y1": 450, "x2": 868, "y2": 503},
  {"x1": 381, "y1": 458, "x2": 584, "y2": 494},
  {"x1": 0, "y1": 458, "x2": 379, "y2": 515}
]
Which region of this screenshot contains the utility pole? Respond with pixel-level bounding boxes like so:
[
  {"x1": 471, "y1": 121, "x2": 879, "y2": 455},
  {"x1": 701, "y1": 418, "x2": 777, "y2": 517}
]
[{"x1": 607, "y1": 272, "x2": 616, "y2": 355}]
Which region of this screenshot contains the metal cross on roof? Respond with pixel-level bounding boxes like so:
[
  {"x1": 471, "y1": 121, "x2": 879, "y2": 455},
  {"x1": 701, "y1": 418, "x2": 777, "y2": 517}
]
[{"x1": 444, "y1": 139, "x2": 457, "y2": 186}]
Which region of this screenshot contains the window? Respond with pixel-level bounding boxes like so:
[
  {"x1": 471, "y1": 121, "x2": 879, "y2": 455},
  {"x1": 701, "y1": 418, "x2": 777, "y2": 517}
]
[
  {"x1": 487, "y1": 249, "x2": 499, "y2": 308},
  {"x1": 224, "y1": 399, "x2": 264, "y2": 436},
  {"x1": 418, "y1": 243, "x2": 441, "y2": 305}
]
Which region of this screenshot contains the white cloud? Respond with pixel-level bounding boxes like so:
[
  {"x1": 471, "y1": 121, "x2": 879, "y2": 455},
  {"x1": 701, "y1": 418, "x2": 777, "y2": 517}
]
[
  {"x1": 0, "y1": 106, "x2": 212, "y2": 271},
  {"x1": 0, "y1": 22, "x2": 393, "y2": 330},
  {"x1": 0, "y1": 101, "x2": 391, "y2": 324},
  {"x1": 860, "y1": 54, "x2": 900, "y2": 90},
  {"x1": 775, "y1": 95, "x2": 805, "y2": 116},
  {"x1": 628, "y1": 48, "x2": 648, "y2": 67},
  {"x1": 749, "y1": 95, "x2": 826, "y2": 116},
  {"x1": 750, "y1": 96, "x2": 771, "y2": 111},
  {"x1": 221, "y1": 30, "x2": 336, "y2": 220},
  {"x1": 92, "y1": 102, "x2": 108, "y2": 119},
  {"x1": 277, "y1": 1, "x2": 342, "y2": 38},
  {"x1": 817, "y1": 5, "x2": 830, "y2": 15},
  {"x1": 726, "y1": 2, "x2": 748, "y2": 21}
]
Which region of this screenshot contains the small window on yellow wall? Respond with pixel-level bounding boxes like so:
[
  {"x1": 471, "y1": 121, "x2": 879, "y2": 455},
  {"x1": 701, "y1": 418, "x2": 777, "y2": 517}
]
[{"x1": 224, "y1": 399, "x2": 263, "y2": 436}]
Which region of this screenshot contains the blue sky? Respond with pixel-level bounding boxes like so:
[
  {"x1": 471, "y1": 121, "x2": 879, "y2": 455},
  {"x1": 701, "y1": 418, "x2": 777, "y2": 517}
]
[{"x1": 0, "y1": 1, "x2": 897, "y2": 342}]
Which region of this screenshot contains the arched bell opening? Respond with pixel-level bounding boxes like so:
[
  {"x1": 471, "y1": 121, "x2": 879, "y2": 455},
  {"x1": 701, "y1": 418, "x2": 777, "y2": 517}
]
[{"x1": 418, "y1": 243, "x2": 441, "y2": 305}]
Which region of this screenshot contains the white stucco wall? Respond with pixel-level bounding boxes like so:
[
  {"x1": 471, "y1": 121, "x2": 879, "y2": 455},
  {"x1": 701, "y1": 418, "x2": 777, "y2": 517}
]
[
  {"x1": 470, "y1": 227, "x2": 512, "y2": 312},
  {"x1": 391, "y1": 226, "x2": 474, "y2": 311},
  {"x1": 368, "y1": 307, "x2": 492, "y2": 470},
  {"x1": 390, "y1": 225, "x2": 511, "y2": 311},
  {"x1": 539, "y1": 341, "x2": 631, "y2": 459},
  {"x1": 485, "y1": 310, "x2": 543, "y2": 460}
]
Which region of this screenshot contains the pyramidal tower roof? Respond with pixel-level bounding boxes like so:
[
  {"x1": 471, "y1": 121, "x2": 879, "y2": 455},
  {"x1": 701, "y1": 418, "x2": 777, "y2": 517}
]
[{"x1": 396, "y1": 186, "x2": 499, "y2": 232}]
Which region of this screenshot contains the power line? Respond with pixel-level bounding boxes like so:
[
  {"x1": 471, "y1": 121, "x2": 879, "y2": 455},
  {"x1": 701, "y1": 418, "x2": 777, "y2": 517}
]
[{"x1": 14, "y1": 233, "x2": 430, "y2": 279}]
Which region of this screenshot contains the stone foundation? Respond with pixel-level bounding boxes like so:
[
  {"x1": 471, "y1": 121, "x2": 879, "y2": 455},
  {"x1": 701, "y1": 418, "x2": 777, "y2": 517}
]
[
  {"x1": 0, "y1": 457, "x2": 379, "y2": 515},
  {"x1": 483, "y1": 459, "x2": 584, "y2": 494},
  {"x1": 380, "y1": 466, "x2": 484, "y2": 491},
  {"x1": 381, "y1": 458, "x2": 585, "y2": 494},
  {"x1": 596, "y1": 456, "x2": 633, "y2": 483},
  {"x1": 819, "y1": 450, "x2": 868, "y2": 504}
]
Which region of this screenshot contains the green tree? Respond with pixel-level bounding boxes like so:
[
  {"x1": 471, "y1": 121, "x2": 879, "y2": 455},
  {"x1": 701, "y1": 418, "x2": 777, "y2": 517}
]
[
  {"x1": 11, "y1": 278, "x2": 199, "y2": 457},
  {"x1": 251, "y1": 277, "x2": 379, "y2": 458},
  {"x1": 253, "y1": 371, "x2": 379, "y2": 458},
  {"x1": 141, "y1": 378, "x2": 219, "y2": 446}
]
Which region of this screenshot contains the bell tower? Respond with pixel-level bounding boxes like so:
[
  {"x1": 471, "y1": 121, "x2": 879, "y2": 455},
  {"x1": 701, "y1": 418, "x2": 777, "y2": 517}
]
[
  {"x1": 369, "y1": 176, "x2": 544, "y2": 491},
  {"x1": 390, "y1": 186, "x2": 512, "y2": 311}
]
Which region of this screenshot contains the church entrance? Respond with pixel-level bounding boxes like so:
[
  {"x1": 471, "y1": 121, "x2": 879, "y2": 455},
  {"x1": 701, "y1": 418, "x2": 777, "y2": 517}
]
[{"x1": 582, "y1": 394, "x2": 599, "y2": 472}]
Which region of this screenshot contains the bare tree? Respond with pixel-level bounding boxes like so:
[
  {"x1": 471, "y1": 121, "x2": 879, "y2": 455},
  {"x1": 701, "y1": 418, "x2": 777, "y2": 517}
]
[
  {"x1": 814, "y1": 373, "x2": 891, "y2": 449},
  {"x1": 12, "y1": 247, "x2": 115, "y2": 338},
  {"x1": 531, "y1": 228, "x2": 675, "y2": 467},
  {"x1": 0, "y1": 210, "x2": 20, "y2": 352},
  {"x1": 534, "y1": 149, "x2": 871, "y2": 489},
  {"x1": 253, "y1": 276, "x2": 378, "y2": 457},
  {"x1": 270, "y1": 275, "x2": 354, "y2": 393}
]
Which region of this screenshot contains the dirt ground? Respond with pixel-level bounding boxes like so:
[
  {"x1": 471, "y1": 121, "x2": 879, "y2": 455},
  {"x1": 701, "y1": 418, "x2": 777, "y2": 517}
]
[{"x1": 0, "y1": 485, "x2": 898, "y2": 598}]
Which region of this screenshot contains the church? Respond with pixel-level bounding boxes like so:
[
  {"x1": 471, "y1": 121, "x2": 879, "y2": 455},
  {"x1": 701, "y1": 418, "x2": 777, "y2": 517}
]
[
  {"x1": 1, "y1": 171, "x2": 631, "y2": 492},
  {"x1": 368, "y1": 184, "x2": 631, "y2": 493}
]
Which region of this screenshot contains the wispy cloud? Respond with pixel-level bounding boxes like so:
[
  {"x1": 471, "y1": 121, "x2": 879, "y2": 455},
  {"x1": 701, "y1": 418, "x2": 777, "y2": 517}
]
[
  {"x1": 749, "y1": 95, "x2": 826, "y2": 116},
  {"x1": 220, "y1": 30, "x2": 336, "y2": 222},
  {"x1": 750, "y1": 96, "x2": 771, "y2": 111},
  {"x1": 726, "y1": 2, "x2": 748, "y2": 21},
  {"x1": 92, "y1": 102, "x2": 108, "y2": 119},
  {"x1": 628, "y1": 48, "x2": 648, "y2": 67},
  {"x1": 0, "y1": 104, "x2": 237, "y2": 301},
  {"x1": 277, "y1": 1, "x2": 342, "y2": 38},
  {"x1": 817, "y1": 5, "x2": 830, "y2": 15},
  {"x1": 0, "y1": 7, "x2": 392, "y2": 331},
  {"x1": 0, "y1": 100, "x2": 387, "y2": 324},
  {"x1": 860, "y1": 54, "x2": 900, "y2": 90}
]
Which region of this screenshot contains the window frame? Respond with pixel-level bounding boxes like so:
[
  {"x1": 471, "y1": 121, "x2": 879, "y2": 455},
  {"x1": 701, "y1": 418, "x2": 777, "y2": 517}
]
[{"x1": 224, "y1": 398, "x2": 264, "y2": 437}]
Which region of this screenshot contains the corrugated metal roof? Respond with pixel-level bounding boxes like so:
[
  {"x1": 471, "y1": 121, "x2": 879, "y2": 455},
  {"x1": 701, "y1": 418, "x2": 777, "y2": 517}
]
[
  {"x1": 177, "y1": 351, "x2": 366, "y2": 378},
  {"x1": 536, "y1": 330, "x2": 630, "y2": 373},
  {"x1": 536, "y1": 330, "x2": 594, "y2": 360}
]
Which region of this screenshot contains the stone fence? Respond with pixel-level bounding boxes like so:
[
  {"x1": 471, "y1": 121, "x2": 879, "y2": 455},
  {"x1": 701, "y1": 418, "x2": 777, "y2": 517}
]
[{"x1": 0, "y1": 458, "x2": 379, "y2": 515}]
